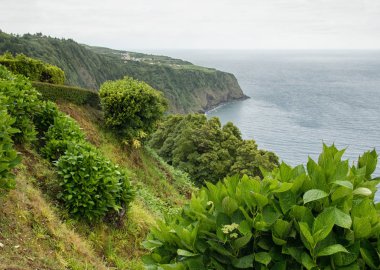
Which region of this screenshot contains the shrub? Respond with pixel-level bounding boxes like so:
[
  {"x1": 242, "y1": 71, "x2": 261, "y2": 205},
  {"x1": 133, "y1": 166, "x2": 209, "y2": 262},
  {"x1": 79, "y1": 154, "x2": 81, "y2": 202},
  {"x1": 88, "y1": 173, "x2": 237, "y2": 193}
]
[
  {"x1": 0, "y1": 102, "x2": 21, "y2": 190},
  {"x1": 0, "y1": 53, "x2": 65, "y2": 84},
  {"x1": 143, "y1": 144, "x2": 380, "y2": 269},
  {"x1": 33, "y1": 100, "x2": 60, "y2": 141},
  {"x1": 56, "y1": 144, "x2": 134, "y2": 221},
  {"x1": 0, "y1": 65, "x2": 41, "y2": 143},
  {"x1": 99, "y1": 76, "x2": 168, "y2": 142},
  {"x1": 41, "y1": 113, "x2": 85, "y2": 160},
  {"x1": 32, "y1": 81, "x2": 100, "y2": 108}
]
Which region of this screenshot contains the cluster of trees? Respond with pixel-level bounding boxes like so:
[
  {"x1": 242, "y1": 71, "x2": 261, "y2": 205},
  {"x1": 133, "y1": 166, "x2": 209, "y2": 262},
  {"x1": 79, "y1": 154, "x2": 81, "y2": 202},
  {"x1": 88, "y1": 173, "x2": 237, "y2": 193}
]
[
  {"x1": 149, "y1": 114, "x2": 279, "y2": 185},
  {"x1": 0, "y1": 52, "x2": 65, "y2": 84},
  {"x1": 144, "y1": 144, "x2": 380, "y2": 269}
]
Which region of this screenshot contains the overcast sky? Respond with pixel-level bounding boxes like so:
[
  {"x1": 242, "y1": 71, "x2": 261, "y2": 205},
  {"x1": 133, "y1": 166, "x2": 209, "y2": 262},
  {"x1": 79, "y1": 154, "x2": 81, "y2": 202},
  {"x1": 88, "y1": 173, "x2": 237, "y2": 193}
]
[{"x1": 1, "y1": 0, "x2": 380, "y2": 50}]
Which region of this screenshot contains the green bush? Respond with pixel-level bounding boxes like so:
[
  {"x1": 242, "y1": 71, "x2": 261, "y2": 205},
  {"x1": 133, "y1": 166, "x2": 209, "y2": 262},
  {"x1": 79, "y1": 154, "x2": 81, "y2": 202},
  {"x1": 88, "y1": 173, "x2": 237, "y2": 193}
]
[
  {"x1": 33, "y1": 81, "x2": 100, "y2": 108},
  {"x1": 41, "y1": 113, "x2": 85, "y2": 161},
  {"x1": 143, "y1": 144, "x2": 380, "y2": 269},
  {"x1": 0, "y1": 65, "x2": 41, "y2": 143},
  {"x1": 56, "y1": 144, "x2": 134, "y2": 221},
  {"x1": 33, "y1": 100, "x2": 60, "y2": 140},
  {"x1": 149, "y1": 114, "x2": 278, "y2": 185},
  {"x1": 0, "y1": 53, "x2": 65, "y2": 84},
  {"x1": 0, "y1": 102, "x2": 21, "y2": 190},
  {"x1": 99, "y1": 76, "x2": 168, "y2": 141}
]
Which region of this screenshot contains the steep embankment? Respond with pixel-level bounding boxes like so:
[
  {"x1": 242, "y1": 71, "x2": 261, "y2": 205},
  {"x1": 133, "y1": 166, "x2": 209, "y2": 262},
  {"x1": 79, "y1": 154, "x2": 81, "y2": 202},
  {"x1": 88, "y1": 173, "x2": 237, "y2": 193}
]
[
  {"x1": 0, "y1": 101, "x2": 195, "y2": 269},
  {"x1": 0, "y1": 31, "x2": 247, "y2": 113}
]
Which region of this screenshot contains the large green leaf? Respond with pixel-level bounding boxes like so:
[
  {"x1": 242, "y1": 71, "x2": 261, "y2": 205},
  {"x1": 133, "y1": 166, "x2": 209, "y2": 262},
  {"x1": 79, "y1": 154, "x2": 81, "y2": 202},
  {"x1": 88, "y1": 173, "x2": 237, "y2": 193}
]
[
  {"x1": 262, "y1": 205, "x2": 281, "y2": 225},
  {"x1": 251, "y1": 192, "x2": 269, "y2": 208},
  {"x1": 332, "y1": 180, "x2": 353, "y2": 190},
  {"x1": 222, "y1": 196, "x2": 239, "y2": 216},
  {"x1": 273, "y1": 219, "x2": 292, "y2": 239},
  {"x1": 301, "y1": 252, "x2": 317, "y2": 270},
  {"x1": 232, "y1": 233, "x2": 252, "y2": 250},
  {"x1": 278, "y1": 191, "x2": 296, "y2": 214},
  {"x1": 333, "y1": 242, "x2": 360, "y2": 267},
  {"x1": 299, "y1": 222, "x2": 314, "y2": 248},
  {"x1": 273, "y1": 182, "x2": 293, "y2": 193},
  {"x1": 358, "y1": 150, "x2": 378, "y2": 179},
  {"x1": 353, "y1": 217, "x2": 371, "y2": 238},
  {"x1": 360, "y1": 240, "x2": 380, "y2": 269},
  {"x1": 177, "y1": 249, "x2": 198, "y2": 257},
  {"x1": 255, "y1": 252, "x2": 271, "y2": 266},
  {"x1": 232, "y1": 254, "x2": 254, "y2": 268},
  {"x1": 332, "y1": 207, "x2": 352, "y2": 229},
  {"x1": 303, "y1": 189, "x2": 329, "y2": 204},
  {"x1": 291, "y1": 205, "x2": 314, "y2": 226},
  {"x1": 317, "y1": 244, "x2": 348, "y2": 257},
  {"x1": 312, "y1": 208, "x2": 335, "y2": 243},
  {"x1": 207, "y1": 240, "x2": 234, "y2": 257},
  {"x1": 142, "y1": 240, "x2": 163, "y2": 250}
]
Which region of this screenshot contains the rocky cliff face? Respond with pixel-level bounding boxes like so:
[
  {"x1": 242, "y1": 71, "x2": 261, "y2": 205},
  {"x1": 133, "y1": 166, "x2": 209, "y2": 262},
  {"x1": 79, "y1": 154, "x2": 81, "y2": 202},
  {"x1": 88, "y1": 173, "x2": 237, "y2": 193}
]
[{"x1": 0, "y1": 32, "x2": 247, "y2": 113}]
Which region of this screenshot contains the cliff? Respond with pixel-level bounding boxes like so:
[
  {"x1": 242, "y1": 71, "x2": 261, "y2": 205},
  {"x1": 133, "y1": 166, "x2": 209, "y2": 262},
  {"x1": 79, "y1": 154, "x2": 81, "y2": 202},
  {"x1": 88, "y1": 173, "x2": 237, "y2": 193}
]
[{"x1": 0, "y1": 31, "x2": 247, "y2": 113}]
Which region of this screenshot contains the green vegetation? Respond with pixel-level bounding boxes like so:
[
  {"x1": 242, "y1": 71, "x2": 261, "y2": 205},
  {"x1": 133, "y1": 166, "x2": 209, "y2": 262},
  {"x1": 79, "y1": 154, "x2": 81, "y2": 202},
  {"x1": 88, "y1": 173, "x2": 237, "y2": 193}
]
[
  {"x1": 0, "y1": 31, "x2": 247, "y2": 113},
  {"x1": 0, "y1": 52, "x2": 64, "y2": 84},
  {"x1": 41, "y1": 113, "x2": 85, "y2": 161},
  {"x1": 0, "y1": 149, "x2": 109, "y2": 269},
  {"x1": 0, "y1": 104, "x2": 20, "y2": 190},
  {"x1": 149, "y1": 114, "x2": 278, "y2": 185},
  {"x1": 0, "y1": 65, "x2": 134, "y2": 222},
  {"x1": 33, "y1": 81, "x2": 100, "y2": 108},
  {"x1": 0, "y1": 65, "x2": 40, "y2": 142},
  {"x1": 143, "y1": 144, "x2": 380, "y2": 269},
  {"x1": 57, "y1": 144, "x2": 134, "y2": 221},
  {"x1": 1, "y1": 53, "x2": 379, "y2": 270},
  {"x1": 100, "y1": 76, "x2": 168, "y2": 143},
  {"x1": 0, "y1": 63, "x2": 194, "y2": 268}
]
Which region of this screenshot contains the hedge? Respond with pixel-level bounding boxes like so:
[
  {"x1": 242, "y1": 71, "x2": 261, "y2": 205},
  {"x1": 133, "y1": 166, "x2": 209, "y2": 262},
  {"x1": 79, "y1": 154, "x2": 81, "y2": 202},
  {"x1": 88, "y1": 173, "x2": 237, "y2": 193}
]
[
  {"x1": 0, "y1": 53, "x2": 65, "y2": 84},
  {"x1": 33, "y1": 81, "x2": 100, "y2": 109}
]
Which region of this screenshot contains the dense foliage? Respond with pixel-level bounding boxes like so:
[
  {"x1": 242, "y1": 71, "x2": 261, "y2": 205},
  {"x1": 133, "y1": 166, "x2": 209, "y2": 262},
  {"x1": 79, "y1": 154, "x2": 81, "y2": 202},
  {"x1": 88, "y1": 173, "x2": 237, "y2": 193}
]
[
  {"x1": 35, "y1": 101, "x2": 134, "y2": 221},
  {"x1": 33, "y1": 100, "x2": 60, "y2": 140},
  {"x1": 0, "y1": 53, "x2": 65, "y2": 84},
  {"x1": 149, "y1": 114, "x2": 278, "y2": 185},
  {"x1": 143, "y1": 144, "x2": 380, "y2": 269},
  {"x1": 0, "y1": 65, "x2": 41, "y2": 142},
  {"x1": 0, "y1": 103, "x2": 21, "y2": 190},
  {"x1": 33, "y1": 81, "x2": 100, "y2": 108},
  {"x1": 99, "y1": 76, "x2": 168, "y2": 143},
  {"x1": 41, "y1": 113, "x2": 85, "y2": 161},
  {"x1": 56, "y1": 144, "x2": 134, "y2": 221},
  {"x1": 0, "y1": 31, "x2": 245, "y2": 113},
  {"x1": 0, "y1": 63, "x2": 134, "y2": 221}
]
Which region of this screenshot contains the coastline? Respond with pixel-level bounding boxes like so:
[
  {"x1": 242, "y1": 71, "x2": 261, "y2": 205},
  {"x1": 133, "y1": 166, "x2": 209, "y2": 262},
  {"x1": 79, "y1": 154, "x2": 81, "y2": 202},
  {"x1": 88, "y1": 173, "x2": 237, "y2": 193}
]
[{"x1": 204, "y1": 94, "x2": 250, "y2": 115}]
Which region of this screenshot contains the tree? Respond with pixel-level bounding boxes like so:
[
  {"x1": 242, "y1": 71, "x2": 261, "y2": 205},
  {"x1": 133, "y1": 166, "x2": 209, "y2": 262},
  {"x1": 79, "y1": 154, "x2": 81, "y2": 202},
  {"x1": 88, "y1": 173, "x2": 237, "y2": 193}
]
[
  {"x1": 149, "y1": 114, "x2": 279, "y2": 185},
  {"x1": 230, "y1": 140, "x2": 278, "y2": 178},
  {"x1": 99, "y1": 76, "x2": 168, "y2": 144}
]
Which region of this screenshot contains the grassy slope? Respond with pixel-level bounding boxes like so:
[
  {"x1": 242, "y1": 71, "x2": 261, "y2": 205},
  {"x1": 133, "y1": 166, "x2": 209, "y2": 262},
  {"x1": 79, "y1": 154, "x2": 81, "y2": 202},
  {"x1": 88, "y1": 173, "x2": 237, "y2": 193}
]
[{"x1": 0, "y1": 102, "x2": 194, "y2": 269}]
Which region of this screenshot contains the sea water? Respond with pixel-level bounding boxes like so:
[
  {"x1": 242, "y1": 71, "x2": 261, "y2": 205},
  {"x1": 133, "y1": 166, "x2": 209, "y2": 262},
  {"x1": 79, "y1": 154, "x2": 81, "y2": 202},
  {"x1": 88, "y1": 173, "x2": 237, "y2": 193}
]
[{"x1": 153, "y1": 50, "x2": 380, "y2": 200}]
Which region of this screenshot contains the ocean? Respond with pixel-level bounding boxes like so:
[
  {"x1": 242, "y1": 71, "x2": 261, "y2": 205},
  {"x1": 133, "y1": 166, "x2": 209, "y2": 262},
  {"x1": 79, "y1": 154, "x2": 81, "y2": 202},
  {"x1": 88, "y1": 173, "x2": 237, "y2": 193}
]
[{"x1": 152, "y1": 50, "x2": 380, "y2": 200}]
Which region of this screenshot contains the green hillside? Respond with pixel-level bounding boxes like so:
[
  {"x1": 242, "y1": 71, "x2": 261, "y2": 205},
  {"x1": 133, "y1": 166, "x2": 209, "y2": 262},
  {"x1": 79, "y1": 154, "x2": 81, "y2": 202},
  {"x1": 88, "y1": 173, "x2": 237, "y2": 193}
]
[
  {"x1": 1, "y1": 46, "x2": 379, "y2": 270},
  {"x1": 0, "y1": 31, "x2": 247, "y2": 113}
]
